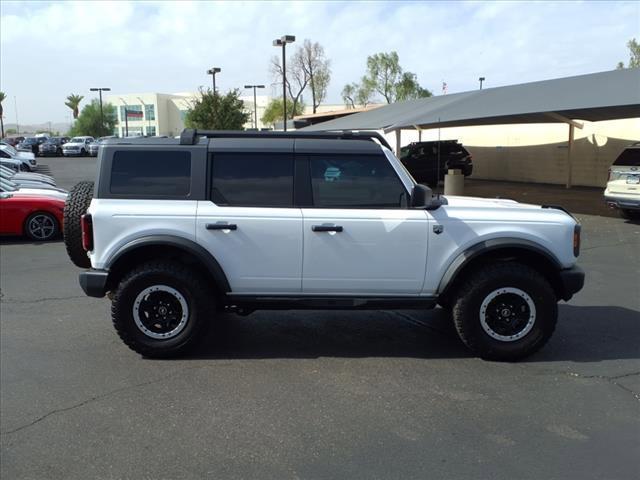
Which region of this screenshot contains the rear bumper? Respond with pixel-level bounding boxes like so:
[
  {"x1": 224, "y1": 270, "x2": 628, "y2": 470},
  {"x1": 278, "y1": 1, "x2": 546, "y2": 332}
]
[
  {"x1": 79, "y1": 269, "x2": 109, "y2": 298},
  {"x1": 605, "y1": 195, "x2": 640, "y2": 211},
  {"x1": 558, "y1": 266, "x2": 585, "y2": 301}
]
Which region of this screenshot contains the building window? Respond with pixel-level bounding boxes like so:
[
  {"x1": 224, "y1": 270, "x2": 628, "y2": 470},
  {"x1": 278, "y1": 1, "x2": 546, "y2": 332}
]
[
  {"x1": 144, "y1": 104, "x2": 155, "y2": 121},
  {"x1": 119, "y1": 105, "x2": 143, "y2": 122},
  {"x1": 146, "y1": 126, "x2": 156, "y2": 136},
  {"x1": 180, "y1": 110, "x2": 188, "y2": 122}
]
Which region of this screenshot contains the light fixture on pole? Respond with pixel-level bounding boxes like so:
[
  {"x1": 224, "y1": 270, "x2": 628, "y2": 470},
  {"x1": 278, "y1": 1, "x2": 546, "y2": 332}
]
[
  {"x1": 244, "y1": 85, "x2": 265, "y2": 129},
  {"x1": 478, "y1": 77, "x2": 485, "y2": 90},
  {"x1": 207, "y1": 67, "x2": 221, "y2": 93},
  {"x1": 90, "y1": 87, "x2": 111, "y2": 135},
  {"x1": 272, "y1": 35, "x2": 295, "y2": 131}
]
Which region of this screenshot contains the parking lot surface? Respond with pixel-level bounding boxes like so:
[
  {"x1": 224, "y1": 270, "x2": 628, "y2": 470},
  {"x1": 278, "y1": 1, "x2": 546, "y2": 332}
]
[{"x1": 1, "y1": 157, "x2": 639, "y2": 479}]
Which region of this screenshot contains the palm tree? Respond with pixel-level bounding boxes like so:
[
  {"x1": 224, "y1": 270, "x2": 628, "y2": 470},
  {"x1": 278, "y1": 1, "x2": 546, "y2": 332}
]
[
  {"x1": 0, "y1": 91, "x2": 6, "y2": 138},
  {"x1": 65, "y1": 94, "x2": 84, "y2": 119}
]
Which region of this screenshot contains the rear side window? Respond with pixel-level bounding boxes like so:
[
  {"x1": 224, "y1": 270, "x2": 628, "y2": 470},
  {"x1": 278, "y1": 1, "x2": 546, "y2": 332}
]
[
  {"x1": 110, "y1": 150, "x2": 191, "y2": 196},
  {"x1": 613, "y1": 148, "x2": 640, "y2": 166},
  {"x1": 310, "y1": 155, "x2": 407, "y2": 208},
  {"x1": 210, "y1": 153, "x2": 294, "y2": 207}
]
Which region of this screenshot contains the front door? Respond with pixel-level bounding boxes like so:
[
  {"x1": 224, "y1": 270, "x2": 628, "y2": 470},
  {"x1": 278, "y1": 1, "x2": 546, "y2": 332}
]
[{"x1": 301, "y1": 153, "x2": 429, "y2": 295}]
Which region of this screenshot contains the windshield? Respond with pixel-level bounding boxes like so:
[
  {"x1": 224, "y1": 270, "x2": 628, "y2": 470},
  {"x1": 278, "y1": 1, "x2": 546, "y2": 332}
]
[
  {"x1": 0, "y1": 178, "x2": 18, "y2": 191},
  {"x1": 70, "y1": 137, "x2": 85, "y2": 143},
  {"x1": 23, "y1": 138, "x2": 38, "y2": 144}
]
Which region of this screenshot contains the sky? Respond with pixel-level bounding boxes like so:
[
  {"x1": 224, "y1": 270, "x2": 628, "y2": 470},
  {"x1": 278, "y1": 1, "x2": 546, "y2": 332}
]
[{"x1": 1, "y1": 0, "x2": 638, "y2": 124}]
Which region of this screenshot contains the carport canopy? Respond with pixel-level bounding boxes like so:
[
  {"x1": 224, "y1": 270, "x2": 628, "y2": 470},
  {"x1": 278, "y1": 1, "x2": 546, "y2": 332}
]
[{"x1": 304, "y1": 69, "x2": 640, "y2": 187}]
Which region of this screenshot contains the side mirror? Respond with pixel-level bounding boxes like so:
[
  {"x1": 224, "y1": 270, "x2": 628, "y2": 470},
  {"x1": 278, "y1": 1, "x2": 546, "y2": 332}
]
[{"x1": 410, "y1": 184, "x2": 433, "y2": 208}]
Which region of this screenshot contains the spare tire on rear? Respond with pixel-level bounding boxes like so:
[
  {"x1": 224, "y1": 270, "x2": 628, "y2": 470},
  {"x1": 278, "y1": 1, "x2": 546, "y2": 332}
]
[{"x1": 63, "y1": 181, "x2": 94, "y2": 268}]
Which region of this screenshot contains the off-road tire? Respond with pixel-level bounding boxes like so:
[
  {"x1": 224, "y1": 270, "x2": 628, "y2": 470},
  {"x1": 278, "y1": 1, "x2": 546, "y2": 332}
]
[
  {"x1": 111, "y1": 261, "x2": 214, "y2": 358},
  {"x1": 63, "y1": 181, "x2": 94, "y2": 268},
  {"x1": 451, "y1": 263, "x2": 557, "y2": 361}
]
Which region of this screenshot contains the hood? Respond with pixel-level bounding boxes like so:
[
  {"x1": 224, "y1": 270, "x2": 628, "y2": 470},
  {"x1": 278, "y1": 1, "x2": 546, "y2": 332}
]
[
  {"x1": 444, "y1": 195, "x2": 541, "y2": 210},
  {"x1": 64, "y1": 142, "x2": 85, "y2": 147},
  {"x1": 14, "y1": 151, "x2": 35, "y2": 160},
  {"x1": 14, "y1": 188, "x2": 68, "y2": 200}
]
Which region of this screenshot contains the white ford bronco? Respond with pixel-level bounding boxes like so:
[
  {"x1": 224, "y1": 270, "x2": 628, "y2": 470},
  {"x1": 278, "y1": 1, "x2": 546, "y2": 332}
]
[{"x1": 63, "y1": 129, "x2": 584, "y2": 360}]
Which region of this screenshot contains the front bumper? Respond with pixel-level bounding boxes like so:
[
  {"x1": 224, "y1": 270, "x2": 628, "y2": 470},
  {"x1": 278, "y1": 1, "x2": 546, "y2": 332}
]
[
  {"x1": 558, "y1": 266, "x2": 585, "y2": 301},
  {"x1": 79, "y1": 269, "x2": 109, "y2": 298}
]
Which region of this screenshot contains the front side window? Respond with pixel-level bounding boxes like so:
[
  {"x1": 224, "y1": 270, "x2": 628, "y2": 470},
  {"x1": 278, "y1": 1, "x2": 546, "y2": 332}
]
[
  {"x1": 210, "y1": 153, "x2": 294, "y2": 207},
  {"x1": 110, "y1": 150, "x2": 191, "y2": 196},
  {"x1": 310, "y1": 155, "x2": 407, "y2": 208}
]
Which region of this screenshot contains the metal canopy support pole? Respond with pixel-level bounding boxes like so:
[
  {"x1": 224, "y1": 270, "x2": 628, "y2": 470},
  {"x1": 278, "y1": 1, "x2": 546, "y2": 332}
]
[
  {"x1": 396, "y1": 129, "x2": 402, "y2": 157},
  {"x1": 566, "y1": 123, "x2": 575, "y2": 189}
]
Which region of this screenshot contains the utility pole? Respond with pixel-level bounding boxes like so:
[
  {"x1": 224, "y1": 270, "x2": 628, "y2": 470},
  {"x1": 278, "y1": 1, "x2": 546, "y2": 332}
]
[
  {"x1": 273, "y1": 35, "x2": 295, "y2": 131},
  {"x1": 90, "y1": 87, "x2": 111, "y2": 135},
  {"x1": 244, "y1": 85, "x2": 265, "y2": 129},
  {"x1": 14, "y1": 96, "x2": 19, "y2": 134},
  {"x1": 207, "y1": 67, "x2": 221, "y2": 93},
  {"x1": 479, "y1": 77, "x2": 485, "y2": 90},
  {"x1": 119, "y1": 97, "x2": 129, "y2": 137}
]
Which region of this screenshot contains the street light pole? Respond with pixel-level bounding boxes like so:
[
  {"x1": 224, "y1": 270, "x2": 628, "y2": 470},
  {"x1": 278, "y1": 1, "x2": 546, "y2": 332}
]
[
  {"x1": 273, "y1": 35, "x2": 295, "y2": 131},
  {"x1": 207, "y1": 67, "x2": 221, "y2": 93},
  {"x1": 90, "y1": 87, "x2": 111, "y2": 135},
  {"x1": 478, "y1": 77, "x2": 485, "y2": 90},
  {"x1": 137, "y1": 97, "x2": 151, "y2": 135},
  {"x1": 244, "y1": 85, "x2": 265, "y2": 129},
  {"x1": 119, "y1": 97, "x2": 129, "y2": 137}
]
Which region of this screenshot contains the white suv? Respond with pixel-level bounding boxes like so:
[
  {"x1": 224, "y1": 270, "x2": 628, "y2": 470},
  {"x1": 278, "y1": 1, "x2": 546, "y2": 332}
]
[
  {"x1": 605, "y1": 144, "x2": 640, "y2": 220},
  {"x1": 62, "y1": 130, "x2": 585, "y2": 361},
  {"x1": 62, "y1": 136, "x2": 94, "y2": 157}
]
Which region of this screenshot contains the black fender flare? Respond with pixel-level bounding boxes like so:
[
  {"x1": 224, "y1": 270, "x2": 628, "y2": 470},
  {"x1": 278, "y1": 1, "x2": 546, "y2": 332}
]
[
  {"x1": 438, "y1": 238, "x2": 562, "y2": 295},
  {"x1": 105, "y1": 235, "x2": 231, "y2": 292}
]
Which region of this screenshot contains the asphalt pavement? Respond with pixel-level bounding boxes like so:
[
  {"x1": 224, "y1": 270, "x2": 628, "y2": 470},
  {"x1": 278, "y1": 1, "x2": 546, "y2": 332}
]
[{"x1": 1, "y1": 156, "x2": 639, "y2": 479}]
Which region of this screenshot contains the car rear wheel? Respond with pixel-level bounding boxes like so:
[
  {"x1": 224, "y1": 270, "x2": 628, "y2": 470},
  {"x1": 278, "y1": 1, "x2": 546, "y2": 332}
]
[
  {"x1": 451, "y1": 263, "x2": 557, "y2": 361},
  {"x1": 25, "y1": 212, "x2": 59, "y2": 241},
  {"x1": 111, "y1": 261, "x2": 213, "y2": 358},
  {"x1": 63, "y1": 181, "x2": 94, "y2": 268}
]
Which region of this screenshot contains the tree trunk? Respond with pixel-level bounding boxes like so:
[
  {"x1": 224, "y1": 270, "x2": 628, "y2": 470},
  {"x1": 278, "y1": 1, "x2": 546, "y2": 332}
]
[{"x1": 0, "y1": 115, "x2": 4, "y2": 139}]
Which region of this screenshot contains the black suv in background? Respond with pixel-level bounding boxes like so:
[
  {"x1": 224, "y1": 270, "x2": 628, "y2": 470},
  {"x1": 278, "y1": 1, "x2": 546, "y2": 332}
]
[
  {"x1": 400, "y1": 140, "x2": 473, "y2": 186},
  {"x1": 17, "y1": 137, "x2": 49, "y2": 157},
  {"x1": 39, "y1": 137, "x2": 70, "y2": 157}
]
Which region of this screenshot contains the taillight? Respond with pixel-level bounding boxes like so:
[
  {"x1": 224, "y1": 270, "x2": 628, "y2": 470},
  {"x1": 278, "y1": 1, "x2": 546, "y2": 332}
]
[
  {"x1": 81, "y1": 214, "x2": 93, "y2": 251},
  {"x1": 573, "y1": 224, "x2": 581, "y2": 257}
]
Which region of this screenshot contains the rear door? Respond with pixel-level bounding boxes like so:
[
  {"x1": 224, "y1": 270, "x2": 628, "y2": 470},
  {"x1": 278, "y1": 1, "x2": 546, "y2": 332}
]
[
  {"x1": 301, "y1": 152, "x2": 429, "y2": 295},
  {"x1": 196, "y1": 142, "x2": 303, "y2": 294}
]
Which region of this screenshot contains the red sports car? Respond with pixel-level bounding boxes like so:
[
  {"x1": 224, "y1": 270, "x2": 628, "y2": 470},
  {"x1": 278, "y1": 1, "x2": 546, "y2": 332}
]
[{"x1": 0, "y1": 192, "x2": 65, "y2": 241}]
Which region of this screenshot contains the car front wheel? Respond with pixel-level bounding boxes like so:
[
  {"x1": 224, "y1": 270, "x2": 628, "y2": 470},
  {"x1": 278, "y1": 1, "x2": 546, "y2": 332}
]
[
  {"x1": 111, "y1": 261, "x2": 214, "y2": 358},
  {"x1": 451, "y1": 263, "x2": 557, "y2": 361}
]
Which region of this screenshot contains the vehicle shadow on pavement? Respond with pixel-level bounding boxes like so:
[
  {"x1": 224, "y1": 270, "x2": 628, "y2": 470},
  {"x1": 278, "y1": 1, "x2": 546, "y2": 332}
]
[
  {"x1": 0, "y1": 236, "x2": 63, "y2": 246},
  {"x1": 187, "y1": 307, "x2": 472, "y2": 360},
  {"x1": 529, "y1": 304, "x2": 640, "y2": 363},
  {"x1": 181, "y1": 304, "x2": 640, "y2": 362}
]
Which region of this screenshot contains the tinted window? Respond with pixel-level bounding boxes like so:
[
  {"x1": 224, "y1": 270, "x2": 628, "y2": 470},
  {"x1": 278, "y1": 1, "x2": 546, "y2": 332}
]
[
  {"x1": 110, "y1": 150, "x2": 191, "y2": 196},
  {"x1": 613, "y1": 148, "x2": 640, "y2": 166},
  {"x1": 211, "y1": 153, "x2": 294, "y2": 207},
  {"x1": 310, "y1": 155, "x2": 407, "y2": 208}
]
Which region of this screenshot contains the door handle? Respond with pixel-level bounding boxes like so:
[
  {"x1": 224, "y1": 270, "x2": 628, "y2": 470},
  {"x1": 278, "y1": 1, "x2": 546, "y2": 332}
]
[
  {"x1": 312, "y1": 224, "x2": 343, "y2": 233},
  {"x1": 206, "y1": 223, "x2": 237, "y2": 230}
]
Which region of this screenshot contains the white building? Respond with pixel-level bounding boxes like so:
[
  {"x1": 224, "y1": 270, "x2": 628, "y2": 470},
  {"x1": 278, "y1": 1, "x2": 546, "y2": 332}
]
[{"x1": 104, "y1": 92, "x2": 272, "y2": 137}]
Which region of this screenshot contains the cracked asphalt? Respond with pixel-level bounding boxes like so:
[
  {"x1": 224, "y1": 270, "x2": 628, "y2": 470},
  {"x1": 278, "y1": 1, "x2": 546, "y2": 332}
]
[{"x1": 1, "y1": 157, "x2": 639, "y2": 479}]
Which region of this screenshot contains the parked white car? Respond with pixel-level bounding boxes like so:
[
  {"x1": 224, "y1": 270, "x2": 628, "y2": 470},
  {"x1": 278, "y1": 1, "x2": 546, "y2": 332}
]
[
  {"x1": 0, "y1": 144, "x2": 37, "y2": 171},
  {"x1": 62, "y1": 136, "x2": 95, "y2": 157},
  {"x1": 0, "y1": 177, "x2": 68, "y2": 200},
  {"x1": 604, "y1": 144, "x2": 640, "y2": 220},
  {"x1": 0, "y1": 165, "x2": 56, "y2": 185}
]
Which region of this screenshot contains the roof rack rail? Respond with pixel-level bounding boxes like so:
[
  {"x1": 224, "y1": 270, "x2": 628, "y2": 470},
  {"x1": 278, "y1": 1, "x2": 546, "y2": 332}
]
[{"x1": 179, "y1": 129, "x2": 392, "y2": 150}]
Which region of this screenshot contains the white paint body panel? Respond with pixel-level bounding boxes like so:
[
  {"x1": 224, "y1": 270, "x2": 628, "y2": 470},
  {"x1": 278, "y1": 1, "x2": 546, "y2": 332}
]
[
  {"x1": 301, "y1": 208, "x2": 429, "y2": 295},
  {"x1": 196, "y1": 203, "x2": 303, "y2": 293},
  {"x1": 88, "y1": 199, "x2": 198, "y2": 269}
]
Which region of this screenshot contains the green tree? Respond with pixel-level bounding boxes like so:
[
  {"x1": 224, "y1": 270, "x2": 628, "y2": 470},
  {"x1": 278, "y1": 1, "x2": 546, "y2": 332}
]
[
  {"x1": 65, "y1": 94, "x2": 84, "y2": 119},
  {"x1": 68, "y1": 99, "x2": 117, "y2": 137},
  {"x1": 184, "y1": 88, "x2": 249, "y2": 130},
  {"x1": 341, "y1": 82, "x2": 374, "y2": 109},
  {"x1": 343, "y1": 51, "x2": 432, "y2": 105},
  {"x1": 6, "y1": 128, "x2": 17, "y2": 135},
  {"x1": 261, "y1": 98, "x2": 305, "y2": 127},
  {"x1": 617, "y1": 38, "x2": 640, "y2": 69},
  {"x1": 0, "y1": 91, "x2": 6, "y2": 138}
]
